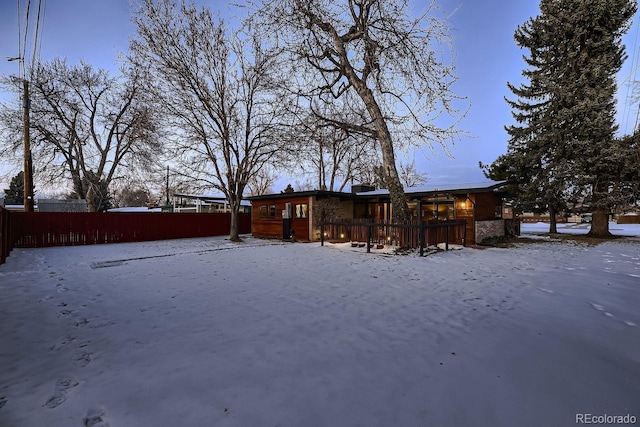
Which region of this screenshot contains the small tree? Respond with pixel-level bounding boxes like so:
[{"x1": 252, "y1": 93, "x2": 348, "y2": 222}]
[
  {"x1": 4, "y1": 171, "x2": 25, "y2": 205},
  {"x1": 247, "y1": 167, "x2": 278, "y2": 196},
  {"x1": 113, "y1": 184, "x2": 151, "y2": 207},
  {"x1": 399, "y1": 160, "x2": 427, "y2": 188}
]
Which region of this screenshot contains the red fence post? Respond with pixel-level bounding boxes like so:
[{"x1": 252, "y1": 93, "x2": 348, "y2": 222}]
[{"x1": 0, "y1": 207, "x2": 10, "y2": 264}]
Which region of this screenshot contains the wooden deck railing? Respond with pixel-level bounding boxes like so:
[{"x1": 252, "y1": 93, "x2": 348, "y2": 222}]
[{"x1": 320, "y1": 219, "x2": 467, "y2": 256}]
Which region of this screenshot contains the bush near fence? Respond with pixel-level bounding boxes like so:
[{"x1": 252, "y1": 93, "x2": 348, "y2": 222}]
[{"x1": 0, "y1": 208, "x2": 251, "y2": 264}]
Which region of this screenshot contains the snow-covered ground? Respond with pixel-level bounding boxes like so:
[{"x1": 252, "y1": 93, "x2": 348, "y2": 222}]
[{"x1": 0, "y1": 223, "x2": 639, "y2": 426}]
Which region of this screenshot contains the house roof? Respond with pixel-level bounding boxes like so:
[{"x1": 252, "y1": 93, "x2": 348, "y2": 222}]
[
  {"x1": 246, "y1": 181, "x2": 507, "y2": 202},
  {"x1": 355, "y1": 181, "x2": 507, "y2": 197},
  {"x1": 246, "y1": 190, "x2": 354, "y2": 201},
  {"x1": 173, "y1": 193, "x2": 252, "y2": 207}
]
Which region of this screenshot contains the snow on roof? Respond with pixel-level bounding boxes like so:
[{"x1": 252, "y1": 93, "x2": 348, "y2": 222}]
[
  {"x1": 356, "y1": 180, "x2": 507, "y2": 196},
  {"x1": 108, "y1": 207, "x2": 162, "y2": 213},
  {"x1": 173, "y1": 193, "x2": 251, "y2": 206}
]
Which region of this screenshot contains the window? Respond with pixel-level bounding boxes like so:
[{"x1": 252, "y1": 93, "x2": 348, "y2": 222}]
[
  {"x1": 294, "y1": 203, "x2": 308, "y2": 219},
  {"x1": 259, "y1": 204, "x2": 276, "y2": 218}
]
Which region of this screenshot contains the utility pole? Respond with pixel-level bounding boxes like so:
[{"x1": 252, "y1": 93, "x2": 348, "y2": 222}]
[
  {"x1": 165, "y1": 165, "x2": 170, "y2": 205},
  {"x1": 23, "y1": 79, "x2": 35, "y2": 212}
]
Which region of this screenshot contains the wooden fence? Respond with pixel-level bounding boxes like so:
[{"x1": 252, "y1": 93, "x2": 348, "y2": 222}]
[
  {"x1": 0, "y1": 208, "x2": 251, "y2": 264},
  {"x1": 320, "y1": 219, "x2": 467, "y2": 256},
  {"x1": 0, "y1": 207, "x2": 10, "y2": 264}
]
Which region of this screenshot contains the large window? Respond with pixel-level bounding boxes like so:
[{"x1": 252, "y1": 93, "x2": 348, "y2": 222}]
[
  {"x1": 259, "y1": 204, "x2": 276, "y2": 218},
  {"x1": 294, "y1": 203, "x2": 308, "y2": 219}
]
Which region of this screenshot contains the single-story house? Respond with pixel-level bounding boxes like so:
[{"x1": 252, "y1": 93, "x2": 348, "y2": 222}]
[
  {"x1": 172, "y1": 193, "x2": 251, "y2": 214},
  {"x1": 247, "y1": 181, "x2": 510, "y2": 245}
]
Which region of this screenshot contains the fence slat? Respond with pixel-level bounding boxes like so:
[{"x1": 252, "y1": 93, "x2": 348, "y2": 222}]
[
  {"x1": 8, "y1": 212, "x2": 251, "y2": 249},
  {"x1": 0, "y1": 207, "x2": 11, "y2": 264}
]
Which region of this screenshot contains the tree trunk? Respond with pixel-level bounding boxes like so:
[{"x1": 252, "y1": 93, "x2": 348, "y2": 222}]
[
  {"x1": 588, "y1": 208, "x2": 611, "y2": 238},
  {"x1": 229, "y1": 201, "x2": 241, "y2": 242},
  {"x1": 587, "y1": 181, "x2": 612, "y2": 238},
  {"x1": 548, "y1": 205, "x2": 558, "y2": 233},
  {"x1": 357, "y1": 87, "x2": 409, "y2": 221},
  {"x1": 86, "y1": 185, "x2": 98, "y2": 213}
]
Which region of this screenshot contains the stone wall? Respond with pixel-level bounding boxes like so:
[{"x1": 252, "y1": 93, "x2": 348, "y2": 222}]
[{"x1": 475, "y1": 219, "x2": 505, "y2": 244}]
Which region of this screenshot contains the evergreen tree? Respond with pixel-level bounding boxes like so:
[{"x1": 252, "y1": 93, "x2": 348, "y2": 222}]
[
  {"x1": 610, "y1": 133, "x2": 640, "y2": 212},
  {"x1": 282, "y1": 184, "x2": 295, "y2": 194},
  {"x1": 500, "y1": 0, "x2": 636, "y2": 237},
  {"x1": 4, "y1": 171, "x2": 25, "y2": 205}
]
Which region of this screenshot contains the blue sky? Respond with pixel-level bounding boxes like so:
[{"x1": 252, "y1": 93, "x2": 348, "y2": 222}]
[{"x1": 1, "y1": 0, "x2": 639, "y2": 193}]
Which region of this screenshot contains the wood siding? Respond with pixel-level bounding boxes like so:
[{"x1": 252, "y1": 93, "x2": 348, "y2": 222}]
[
  {"x1": 250, "y1": 188, "x2": 504, "y2": 245},
  {"x1": 251, "y1": 196, "x2": 311, "y2": 241},
  {"x1": 472, "y1": 192, "x2": 502, "y2": 220}
]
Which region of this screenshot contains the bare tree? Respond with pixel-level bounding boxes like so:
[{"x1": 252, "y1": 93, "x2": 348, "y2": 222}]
[
  {"x1": 247, "y1": 166, "x2": 278, "y2": 196},
  {"x1": 130, "y1": 0, "x2": 293, "y2": 240},
  {"x1": 248, "y1": 0, "x2": 465, "y2": 220},
  {"x1": 111, "y1": 179, "x2": 152, "y2": 207},
  {"x1": 295, "y1": 98, "x2": 375, "y2": 191},
  {"x1": 399, "y1": 159, "x2": 427, "y2": 188},
  {"x1": 0, "y1": 59, "x2": 160, "y2": 211}
]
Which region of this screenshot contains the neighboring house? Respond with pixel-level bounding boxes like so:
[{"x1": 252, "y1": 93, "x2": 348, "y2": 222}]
[
  {"x1": 38, "y1": 199, "x2": 88, "y2": 212},
  {"x1": 1, "y1": 198, "x2": 88, "y2": 212},
  {"x1": 248, "y1": 181, "x2": 510, "y2": 245},
  {"x1": 171, "y1": 194, "x2": 251, "y2": 213},
  {"x1": 108, "y1": 207, "x2": 162, "y2": 213}
]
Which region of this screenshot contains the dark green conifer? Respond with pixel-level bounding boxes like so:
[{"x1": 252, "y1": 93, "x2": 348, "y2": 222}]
[{"x1": 497, "y1": 0, "x2": 636, "y2": 236}]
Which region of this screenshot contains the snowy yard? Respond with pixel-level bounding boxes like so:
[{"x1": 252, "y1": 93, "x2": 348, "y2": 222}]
[{"x1": 1, "y1": 223, "x2": 639, "y2": 426}]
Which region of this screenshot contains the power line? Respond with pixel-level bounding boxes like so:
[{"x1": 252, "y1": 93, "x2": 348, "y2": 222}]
[
  {"x1": 30, "y1": 0, "x2": 45, "y2": 78},
  {"x1": 16, "y1": 0, "x2": 24, "y2": 79},
  {"x1": 622, "y1": 11, "x2": 640, "y2": 134},
  {"x1": 22, "y1": 0, "x2": 31, "y2": 72}
]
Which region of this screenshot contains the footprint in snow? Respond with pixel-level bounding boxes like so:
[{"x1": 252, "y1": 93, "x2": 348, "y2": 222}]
[
  {"x1": 590, "y1": 302, "x2": 604, "y2": 311},
  {"x1": 49, "y1": 335, "x2": 76, "y2": 351},
  {"x1": 44, "y1": 376, "x2": 79, "y2": 408},
  {"x1": 591, "y1": 304, "x2": 615, "y2": 317},
  {"x1": 75, "y1": 317, "x2": 89, "y2": 328},
  {"x1": 589, "y1": 302, "x2": 636, "y2": 326},
  {"x1": 74, "y1": 352, "x2": 92, "y2": 367},
  {"x1": 84, "y1": 407, "x2": 110, "y2": 427}
]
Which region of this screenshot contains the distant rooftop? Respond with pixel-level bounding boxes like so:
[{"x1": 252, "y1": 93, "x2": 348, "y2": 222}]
[{"x1": 173, "y1": 193, "x2": 251, "y2": 207}]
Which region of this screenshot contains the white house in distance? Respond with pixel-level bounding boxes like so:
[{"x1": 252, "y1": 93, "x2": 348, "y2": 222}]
[{"x1": 171, "y1": 193, "x2": 251, "y2": 213}]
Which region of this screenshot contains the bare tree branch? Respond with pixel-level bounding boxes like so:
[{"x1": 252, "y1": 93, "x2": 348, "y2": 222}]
[
  {"x1": 247, "y1": 0, "x2": 466, "y2": 220},
  {"x1": 130, "y1": 0, "x2": 294, "y2": 240},
  {"x1": 0, "y1": 59, "x2": 161, "y2": 211}
]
